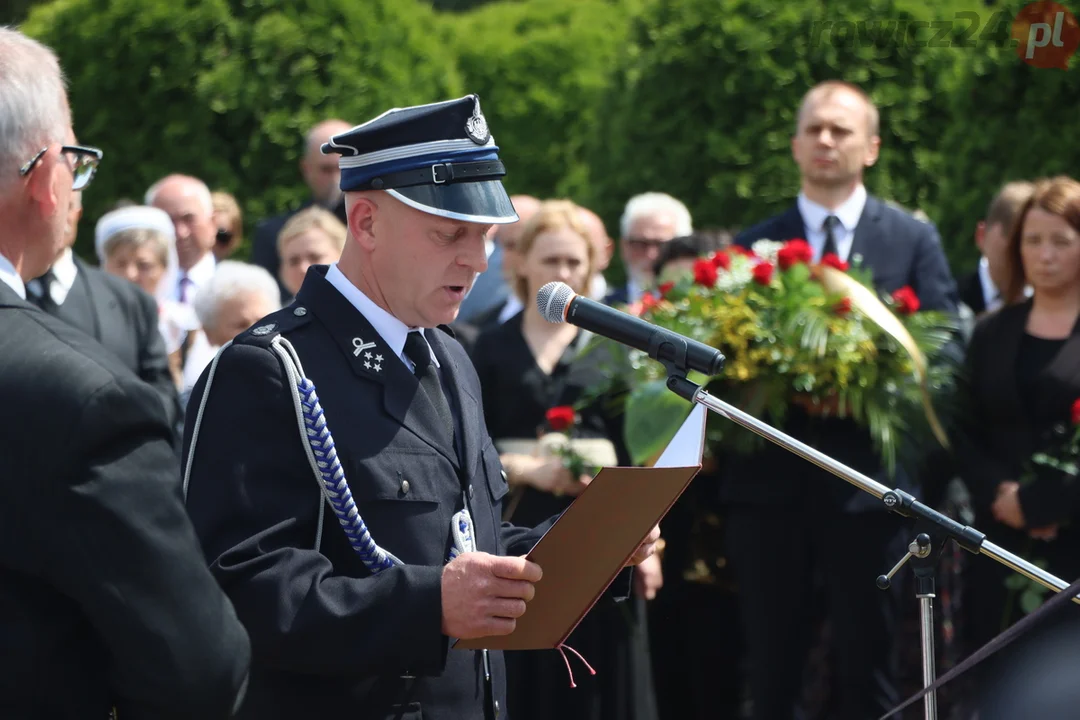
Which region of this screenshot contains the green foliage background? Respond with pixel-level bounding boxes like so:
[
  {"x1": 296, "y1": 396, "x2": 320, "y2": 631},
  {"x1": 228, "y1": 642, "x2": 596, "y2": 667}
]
[{"x1": 14, "y1": 0, "x2": 1077, "y2": 277}]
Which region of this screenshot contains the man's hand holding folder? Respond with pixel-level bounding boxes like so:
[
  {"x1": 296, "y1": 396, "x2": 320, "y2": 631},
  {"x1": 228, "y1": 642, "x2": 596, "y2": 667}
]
[{"x1": 441, "y1": 526, "x2": 661, "y2": 640}]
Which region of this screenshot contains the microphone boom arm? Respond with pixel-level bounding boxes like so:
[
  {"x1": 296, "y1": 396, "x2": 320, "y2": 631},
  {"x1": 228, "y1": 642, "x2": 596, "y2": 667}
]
[{"x1": 663, "y1": 371, "x2": 1078, "y2": 602}]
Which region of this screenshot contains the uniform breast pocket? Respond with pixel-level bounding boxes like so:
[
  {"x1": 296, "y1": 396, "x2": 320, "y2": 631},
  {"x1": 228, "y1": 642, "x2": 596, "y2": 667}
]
[
  {"x1": 345, "y1": 450, "x2": 457, "y2": 564},
  {"x1": 481, "y1": 440, "x2": 510, "y2": 503}
]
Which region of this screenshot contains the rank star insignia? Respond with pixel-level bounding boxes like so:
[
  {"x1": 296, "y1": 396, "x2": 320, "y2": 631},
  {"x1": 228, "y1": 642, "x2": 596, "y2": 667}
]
[
  {"x1": 365, "y1": 352, "x2": 372, "y2": 360},
  {"x1": 465, "y1": 100, "x2": 490, "y2": 145},
  {"x1": 364, "y1": 361, "x2": 371, "y2": 370},
  {"x1": 374, "y1": 363, "x2": 382, "y2": 372},
  {"x1": 375, "y1": 354, "x2": 383, "y2": 363}
]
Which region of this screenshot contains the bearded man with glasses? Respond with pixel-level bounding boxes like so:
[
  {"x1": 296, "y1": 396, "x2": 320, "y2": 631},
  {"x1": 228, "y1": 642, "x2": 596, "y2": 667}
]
[{"x1": 0, "y1": 26, "x2": 250, "y2": 720}]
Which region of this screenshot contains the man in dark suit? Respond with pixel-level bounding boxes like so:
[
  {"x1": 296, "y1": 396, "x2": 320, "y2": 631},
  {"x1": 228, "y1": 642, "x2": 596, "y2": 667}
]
[
  {"x1": 181, "y1": 94, "x2": 659, "y2": 720},
  {"x1": 721, "y1": 80, "x2": 960, "y2": 720},
  {"x1": 250, "y1": 118, "x2": 353, "y2": 300},
  {"x1": 603, "y1": 192, "x2": 693, "y2": 306},
  {"x1": 27, "y1": 189, "x2": 181, "y2": 429},
  {"x1": 0, "y1": 26, "x2": 250, "y2": 719},
  {"x1": 958, "y1": 180, "x2": 1035, "y2": 318}
]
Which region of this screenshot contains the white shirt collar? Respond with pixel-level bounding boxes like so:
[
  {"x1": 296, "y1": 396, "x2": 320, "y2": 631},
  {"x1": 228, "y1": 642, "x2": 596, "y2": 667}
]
[
  {"x1": 498, "y1": 294, "x2": 523, "y2": 324},
  {"x1": 589, "y1": 273, "x2": 608, "y2": 301},
  {"x1": 978, "y1": 256, "x2": 999, "y2": 310},
  {"x1": 27, "y1": 247, "x2": 78, "y2": 307},
  {"x1": 325, "y1": 263, "x2": 439, "y2": 370},
  {"x1": 178, "y1": 252, "x2": 217, "y2": 301},
  {"x1": 797, "y1": 184, "x2": 868, "y2": 262},
  {"x1": 0, "y1": 253, "x2": 25, "y2": 300}
]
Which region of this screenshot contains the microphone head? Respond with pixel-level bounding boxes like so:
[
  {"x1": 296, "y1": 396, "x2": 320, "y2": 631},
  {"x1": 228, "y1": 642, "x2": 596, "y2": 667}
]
[{"x1": 537, "y1": 281, "x2": 575, "y2": 324}]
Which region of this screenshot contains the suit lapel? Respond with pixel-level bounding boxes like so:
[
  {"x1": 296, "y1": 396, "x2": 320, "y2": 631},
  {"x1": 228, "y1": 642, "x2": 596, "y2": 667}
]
[
  {"x1": 294, "y1": 268, "x2": 459, "y2": 468},
  {"x1": 1035, "y1": 309, "x2": 1080, "y2": 421},
  {"x1": 988, "y1": 301, "x2": 1031, "y2": 420},
  {"x1": 428, "y1": 328, "x2": 478, "y2": 478},
  {"x1": 849, "y1": 196, "x2": 884, "y2": 269},
  {"x1": 58, "y1": 261, "x2": 100, "y2": 341},
  {"x1": 779, "y1": 206, "x2": 806, "y2": 241}
]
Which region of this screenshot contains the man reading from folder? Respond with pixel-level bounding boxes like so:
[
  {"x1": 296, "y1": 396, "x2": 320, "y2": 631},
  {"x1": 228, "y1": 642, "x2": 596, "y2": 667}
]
[{"x1": 181, "y1": 94, "x2": 659, "y2": 720}]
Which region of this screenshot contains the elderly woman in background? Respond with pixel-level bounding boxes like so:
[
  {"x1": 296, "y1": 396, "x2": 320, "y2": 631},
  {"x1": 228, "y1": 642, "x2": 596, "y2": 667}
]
[
  {"x1": 954, "y1": 175, "x2": 1080, "y2": 715},
  {"x1": 276, "y1": 206, "x2": 347, "y2": 301},
  {"x1": 182, "y1": 260, "x2": 281, "y2": 395},
  {"x1": 95, "y1": 204, "x2": 196, "y2": 387},
  {"x1": 472, "y1": 199, "x2": 659, "y2": 720}
]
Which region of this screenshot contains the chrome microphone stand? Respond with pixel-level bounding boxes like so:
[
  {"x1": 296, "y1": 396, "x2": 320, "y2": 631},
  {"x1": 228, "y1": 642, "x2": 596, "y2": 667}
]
[{"x1": 656, "y1": 364, "x2": 1080, "y2": 720}]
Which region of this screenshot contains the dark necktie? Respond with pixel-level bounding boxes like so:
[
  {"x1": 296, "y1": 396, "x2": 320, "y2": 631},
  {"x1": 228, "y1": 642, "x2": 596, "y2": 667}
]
[
  {"x1": 179, "y1": 275, "x2": 195, "y2": 304},
  {"x1": 404, "y1": 331, "x2": 456, "y2": 443},
  {"x1": 822, "y1": 215, "x2": 841, "y2": 260},
  {"x1": 32, "y1": 269, "x2": 59, "y2": 315}
]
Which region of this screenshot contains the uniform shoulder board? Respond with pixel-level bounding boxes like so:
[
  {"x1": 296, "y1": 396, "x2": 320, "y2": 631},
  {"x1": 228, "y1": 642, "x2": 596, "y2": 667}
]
[{"x1": 235, "y1": 302, "x2": 313, "y2": 348}]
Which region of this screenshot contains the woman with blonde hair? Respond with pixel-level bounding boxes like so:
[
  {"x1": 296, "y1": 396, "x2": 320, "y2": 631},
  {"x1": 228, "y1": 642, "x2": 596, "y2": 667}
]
[
  {"x1": 276, "y1": 206, "x2": 347, "y2": 300},
  {"x1": 472, "y1": 199, "x2": 658, "y2": 720},
  {"x1": 211, "y1": 190, "x2": 243, "y2": 261}
]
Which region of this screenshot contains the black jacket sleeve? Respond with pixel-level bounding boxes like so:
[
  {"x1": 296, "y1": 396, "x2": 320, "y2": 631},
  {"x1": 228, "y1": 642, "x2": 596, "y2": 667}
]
[{"x1": 15, "y1": 374, "x2": 250, "y2": 719}]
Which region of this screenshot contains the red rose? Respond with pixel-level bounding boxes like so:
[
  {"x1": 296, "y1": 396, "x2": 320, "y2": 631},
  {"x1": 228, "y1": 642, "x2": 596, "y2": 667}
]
[
  {"x1": 658, "y1": 281, "x2": 675, "y2": 297},
  {"x1": 777, "y1": 239, "x2": 814, "y2": 271},
  {"x1": 752, "y1": 262, "x2": 775, "y2": 285},
  {"x1": 640, "y1": 292, "x2": 660, "y2": 312},
  {"x1": 1071, "y1": 398, "x2": 1080, "y2": 425},
  {"x1": 834, "y1": 297, "x2": 852, "y2": 315},
  {"x1": 546, "y1": 406, "x2": 576, "y2": 432},
  {"x1": 711, "y1": 250, "x2": 731, "y2": 270},
  {"x1": 892, "y1": 286, "x2": 920, "y2": 315},
  {"x1": 820, "y1": 253, "x2": 849, "y2": 272},
  {"x1": 693, "y1": 258, "x2": 719, "y2": 287}
]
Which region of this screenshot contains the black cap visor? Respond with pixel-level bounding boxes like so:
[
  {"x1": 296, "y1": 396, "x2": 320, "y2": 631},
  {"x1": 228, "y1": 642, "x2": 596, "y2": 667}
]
[{"x1": 387, "y1": 180, "x2": 519, "y2": 225}]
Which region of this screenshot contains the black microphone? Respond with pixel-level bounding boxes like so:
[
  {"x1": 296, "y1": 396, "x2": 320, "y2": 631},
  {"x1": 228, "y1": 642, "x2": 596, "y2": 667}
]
[{"x1": 536, "y1": 281, "x2": 725, "y2": 377}]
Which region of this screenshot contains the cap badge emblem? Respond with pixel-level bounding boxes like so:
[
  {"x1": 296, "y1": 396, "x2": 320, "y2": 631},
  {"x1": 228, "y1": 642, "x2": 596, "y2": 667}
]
[{"x1": 465, "y1": 102, "x2": 490, "y2": 145}]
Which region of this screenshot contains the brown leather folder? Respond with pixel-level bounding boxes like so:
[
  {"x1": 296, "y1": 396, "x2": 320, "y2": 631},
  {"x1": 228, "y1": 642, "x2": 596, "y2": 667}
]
[{"x1": 456, "y1": 405, "x2": 706, "y2": 651}]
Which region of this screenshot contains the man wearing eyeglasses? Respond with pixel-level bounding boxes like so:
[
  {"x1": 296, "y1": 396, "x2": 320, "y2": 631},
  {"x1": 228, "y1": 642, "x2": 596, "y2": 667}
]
[
  {"x1": 0, "y1": 27, "x2": 250, "y2": 720},
  {"x1": 25, "y1": 160, "x2": 180, "y2": 432},
  {"x1": 603, "y1": 192, "x2": 693, "y2": 306}
]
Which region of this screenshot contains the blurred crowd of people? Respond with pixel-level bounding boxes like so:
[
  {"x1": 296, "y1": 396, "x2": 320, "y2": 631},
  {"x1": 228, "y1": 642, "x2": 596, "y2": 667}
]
[{"x1": 18, "y1": 57, "x2": 1080, "y2": 719}]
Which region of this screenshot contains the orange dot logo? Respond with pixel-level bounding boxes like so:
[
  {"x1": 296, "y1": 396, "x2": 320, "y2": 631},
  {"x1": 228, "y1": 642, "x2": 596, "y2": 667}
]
[{"x1": 1013, "y1": 1, "x2": 1080, "y2": 69}]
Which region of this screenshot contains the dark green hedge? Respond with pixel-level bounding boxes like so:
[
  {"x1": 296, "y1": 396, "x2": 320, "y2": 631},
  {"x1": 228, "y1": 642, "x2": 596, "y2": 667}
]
[
  {"x1": 569, "y1": 0, "x2": 999, "y2": 261},
  {"x1": 22, "y1": 0, "x2": 462, "y2": 259},
  {"x1": 931, "y1": 34, "x2": 1080, "y2": 270},
  {"x1": 21, "y1": 0, "x2": 1070, "y2": 278},
  {"x1": 446, "y1": 0, "x2": 640, "y2": 201}
]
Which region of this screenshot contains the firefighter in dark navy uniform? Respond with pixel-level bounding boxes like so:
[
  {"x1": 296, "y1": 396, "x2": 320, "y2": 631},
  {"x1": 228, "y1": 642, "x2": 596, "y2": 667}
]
[{"x1": 180, "y1": 94, "x2": 660, "y2": 720}]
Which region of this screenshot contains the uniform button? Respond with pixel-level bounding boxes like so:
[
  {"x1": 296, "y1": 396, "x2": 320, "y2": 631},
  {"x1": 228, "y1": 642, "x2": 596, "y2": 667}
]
[
  {"x1": 468, "y1": 484, "x2": 474, "y2": 499},
  {"x1": 293, "y1": 306, "x2": 307, "y2": 316},
  {"x1": 400, "y1": 479, "x2": 410, "y2": 494}
]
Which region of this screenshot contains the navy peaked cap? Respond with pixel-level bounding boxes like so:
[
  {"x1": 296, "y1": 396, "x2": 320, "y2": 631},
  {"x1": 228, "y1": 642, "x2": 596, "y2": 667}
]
[{"x1": 321, "y1": 94, "x2": 518, "y2": 224}]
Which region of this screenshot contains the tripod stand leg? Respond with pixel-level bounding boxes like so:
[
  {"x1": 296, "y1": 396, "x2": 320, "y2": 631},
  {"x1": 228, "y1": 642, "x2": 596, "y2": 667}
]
[{"x1": 919, "y1": 593, "x2": 938, "y2": 720}]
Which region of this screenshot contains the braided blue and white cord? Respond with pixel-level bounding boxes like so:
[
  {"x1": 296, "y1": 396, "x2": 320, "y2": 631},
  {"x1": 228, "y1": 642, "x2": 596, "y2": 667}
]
[
  {"x1": 272, "y1": 337, "x2": 475, "y2": 574},
  {"x1": 183, "y1": 335, "x2": 476, "y2": 575}
]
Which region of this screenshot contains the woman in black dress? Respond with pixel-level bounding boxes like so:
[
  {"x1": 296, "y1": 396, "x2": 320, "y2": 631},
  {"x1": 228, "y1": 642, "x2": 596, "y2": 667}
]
[
  {"x1": 472, "y1": 200, "x2": 659, "y2": 720},
  {"x1": 954, "y1": 176, "x2": 1080, "y2": 715}
]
